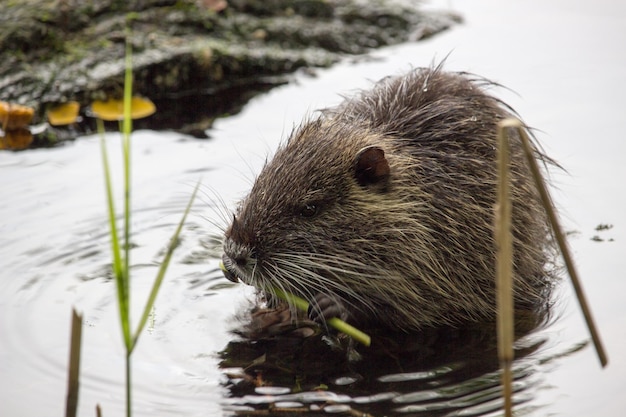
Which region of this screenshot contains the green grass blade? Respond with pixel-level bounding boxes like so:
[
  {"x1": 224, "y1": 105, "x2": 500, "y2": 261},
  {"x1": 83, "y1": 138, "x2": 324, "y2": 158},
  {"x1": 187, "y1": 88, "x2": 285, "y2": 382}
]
[
  {"x1": 130, "y1": 182, "x2": 200, "y2": 352},
  {"x1": 121, "y1": 32, "x2": 135, "y2": 417},
  {"x1": 98, "y1": 119, "x2": 131, "y2": 348},
  {"x1": 121, "y1": 32, "x2": 133, "y2": 318}
]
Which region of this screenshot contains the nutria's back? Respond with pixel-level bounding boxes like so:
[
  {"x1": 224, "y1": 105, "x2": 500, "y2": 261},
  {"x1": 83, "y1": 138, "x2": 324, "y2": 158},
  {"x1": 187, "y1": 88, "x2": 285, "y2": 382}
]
[{"x1": 222, "y1": 65, "x2": 556, "y2": 331}]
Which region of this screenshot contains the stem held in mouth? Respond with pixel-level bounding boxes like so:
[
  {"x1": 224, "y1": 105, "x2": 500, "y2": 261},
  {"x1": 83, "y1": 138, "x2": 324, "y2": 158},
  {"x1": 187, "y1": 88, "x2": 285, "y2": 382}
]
[{"x1": 219, "y1": 261, "x2": 371, "y2": 346}]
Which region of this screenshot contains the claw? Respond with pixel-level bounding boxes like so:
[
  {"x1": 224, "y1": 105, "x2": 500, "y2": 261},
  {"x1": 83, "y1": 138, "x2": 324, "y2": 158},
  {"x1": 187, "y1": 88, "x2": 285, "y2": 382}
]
[{"x1": 308, "y1": 293, "x2": 349, "y2": 323}]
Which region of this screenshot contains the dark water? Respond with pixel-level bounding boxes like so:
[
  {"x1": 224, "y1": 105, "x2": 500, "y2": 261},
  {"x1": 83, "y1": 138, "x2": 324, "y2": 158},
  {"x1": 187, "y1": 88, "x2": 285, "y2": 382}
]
[{"x1": 1, "y1": 0, "x2": 625, "y2": 416}]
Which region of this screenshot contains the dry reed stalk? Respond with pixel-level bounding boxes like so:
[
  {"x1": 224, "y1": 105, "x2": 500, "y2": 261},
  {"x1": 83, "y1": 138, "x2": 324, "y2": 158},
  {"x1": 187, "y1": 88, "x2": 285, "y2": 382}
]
[
  {"x1": 516, "y1": 124, "x2": 608, "y2": 368},
  {"x1": 494, "y1": 117, "x2": 609, "y2": 417},
  {"x1": 65, "y1": 308, "x2": 83, "y2": 417},
  {"x1": 495, "y1": 119, "x2": 516, "y2": 417}
]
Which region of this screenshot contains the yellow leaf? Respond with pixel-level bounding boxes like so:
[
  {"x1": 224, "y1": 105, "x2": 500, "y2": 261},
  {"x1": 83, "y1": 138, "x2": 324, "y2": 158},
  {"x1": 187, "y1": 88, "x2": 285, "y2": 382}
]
[
  {"x1": 47, "y1": 101, "x2": 80, "y2": 126},
  {"x1": 91, "y1": 97, "x2": 156, "y2": 121},
  {"x1": 0, "y1": 101, "x2": 34, "y2": 130}
]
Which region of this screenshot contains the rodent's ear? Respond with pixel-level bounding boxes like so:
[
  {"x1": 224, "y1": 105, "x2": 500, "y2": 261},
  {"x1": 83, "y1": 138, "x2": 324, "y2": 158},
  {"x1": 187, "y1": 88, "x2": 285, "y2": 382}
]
[{"x1": 354, "y1": 146, "x2": 390, "y2": 190}]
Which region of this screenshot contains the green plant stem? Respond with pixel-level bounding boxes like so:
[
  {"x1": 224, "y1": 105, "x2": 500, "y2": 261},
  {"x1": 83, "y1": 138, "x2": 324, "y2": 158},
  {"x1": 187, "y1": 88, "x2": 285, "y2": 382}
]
[
  {"x1": 121, "y1": 32, "x2": 133, "y2": 353},
  {"x1": 271, "y1": 287, "x2": 371, "y2": 346},
  {"x1": 98, "y1": 21, "x2": 193, "y2": 417},
  {"x1": 121, "y1": 31, "x2": 134, "y2": 417},
  {"x1": 218, "y1": 262, "x2": 371, "y2": 346},
  {"x1": 125, "y1": 351, "x2": 132, "y2": 417}
]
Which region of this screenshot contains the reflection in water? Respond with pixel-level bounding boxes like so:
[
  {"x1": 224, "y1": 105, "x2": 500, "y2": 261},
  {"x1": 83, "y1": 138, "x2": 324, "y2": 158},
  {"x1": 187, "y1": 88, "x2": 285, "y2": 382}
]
[
  {"x1": 219, "y1": 306, "x2": 553, "y2": 416},
  {"x1": 0, "y1": 127, "x2": 34, "y2": 150}
]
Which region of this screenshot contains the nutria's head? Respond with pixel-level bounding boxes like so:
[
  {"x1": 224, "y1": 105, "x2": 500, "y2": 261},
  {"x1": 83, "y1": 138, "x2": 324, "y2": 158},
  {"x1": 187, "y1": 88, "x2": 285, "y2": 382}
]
[
  {"x1": 222, "y1": 120, "x2": 413, "y2": 320},
  {"x1": 222, "y1": 66, "x2": 555, "y2": 331}
]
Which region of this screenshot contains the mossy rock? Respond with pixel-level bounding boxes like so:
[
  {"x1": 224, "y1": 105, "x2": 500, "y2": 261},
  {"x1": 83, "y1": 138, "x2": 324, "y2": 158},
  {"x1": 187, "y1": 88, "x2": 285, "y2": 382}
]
[{"x1": 0, "y1": 0, "x2": 460, "y2": 145}]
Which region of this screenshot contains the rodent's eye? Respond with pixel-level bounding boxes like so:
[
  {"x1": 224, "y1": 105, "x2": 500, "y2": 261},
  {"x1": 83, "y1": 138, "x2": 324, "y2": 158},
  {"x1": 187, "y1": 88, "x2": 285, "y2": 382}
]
[{"x1": 298, "y1": 203, "x2": 318, "y2": 218}]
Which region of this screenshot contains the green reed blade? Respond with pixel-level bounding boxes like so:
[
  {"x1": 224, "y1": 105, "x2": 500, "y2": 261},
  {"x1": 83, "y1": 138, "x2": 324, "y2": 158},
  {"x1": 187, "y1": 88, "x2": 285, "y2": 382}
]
[
  {"x1": 98, "y1": 118, "x2": 131, "y2": 349},
  {"x1": 121, "y1": 28, "x2": 133, "y2": 329},
  {"x1": 120, "y1": 25, "x2": 135, "y2": 417},
  {"x1": 131, "y1": 181, "x2": 200, "y2": 351}
]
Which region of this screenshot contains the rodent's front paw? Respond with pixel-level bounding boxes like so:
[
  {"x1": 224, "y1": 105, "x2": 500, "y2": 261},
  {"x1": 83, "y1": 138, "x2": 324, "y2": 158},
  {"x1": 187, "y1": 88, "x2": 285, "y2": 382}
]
[{"x1": 308, "y1": 293, "x2": 349, "y2": 323}]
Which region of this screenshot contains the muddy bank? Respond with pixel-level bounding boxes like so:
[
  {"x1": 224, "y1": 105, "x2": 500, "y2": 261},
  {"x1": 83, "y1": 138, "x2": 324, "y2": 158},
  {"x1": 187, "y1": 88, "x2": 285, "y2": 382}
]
[{"x1": 0, "y1": 0, "x2": 458, "y2": 145}]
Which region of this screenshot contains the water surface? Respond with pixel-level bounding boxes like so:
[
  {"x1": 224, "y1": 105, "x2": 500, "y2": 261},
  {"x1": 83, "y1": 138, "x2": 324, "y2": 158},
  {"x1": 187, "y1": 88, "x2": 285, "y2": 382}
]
[{"x1": 1, "y1": 0, "x2": 625, "y2": 416}]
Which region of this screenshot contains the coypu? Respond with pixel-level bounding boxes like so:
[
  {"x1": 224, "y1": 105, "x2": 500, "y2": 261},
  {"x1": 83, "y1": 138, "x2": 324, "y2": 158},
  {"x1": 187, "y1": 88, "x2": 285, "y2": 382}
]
[{"x1": 221, "y1": 64, "x2": 556, "y2": 332}]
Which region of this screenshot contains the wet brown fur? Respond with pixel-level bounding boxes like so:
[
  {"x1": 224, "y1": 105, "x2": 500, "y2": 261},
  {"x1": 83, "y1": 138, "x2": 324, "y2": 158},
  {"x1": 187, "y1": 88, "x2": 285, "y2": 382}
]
[{"x1": 223, "y1": 65, "x2": 556, "y2": 331}]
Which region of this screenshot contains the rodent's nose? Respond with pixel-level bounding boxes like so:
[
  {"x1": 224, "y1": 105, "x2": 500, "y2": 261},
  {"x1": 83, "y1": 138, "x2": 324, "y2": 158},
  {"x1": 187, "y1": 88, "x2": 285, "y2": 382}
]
[
  {"x1": 222, "y1": 235, "x2": 256, "y2": 283},
  {"x1": 220, "y1": 255, "x2": 239, "y2": 283}
]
